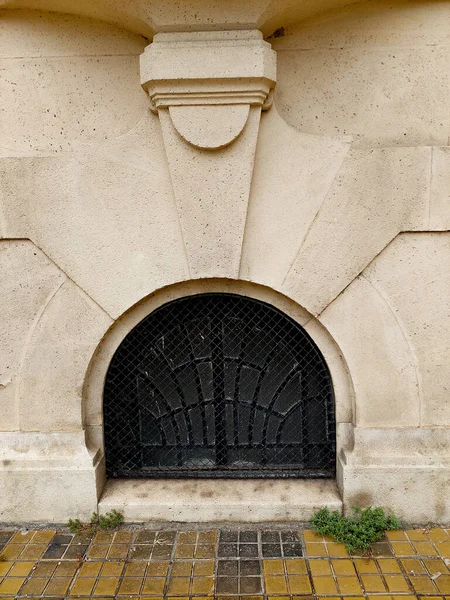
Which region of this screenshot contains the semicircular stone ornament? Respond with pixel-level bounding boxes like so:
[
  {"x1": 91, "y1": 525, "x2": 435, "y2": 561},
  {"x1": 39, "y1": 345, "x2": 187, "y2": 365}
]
[{"x1": 169, "y1": 104, "x2": 250, "y2": 149}]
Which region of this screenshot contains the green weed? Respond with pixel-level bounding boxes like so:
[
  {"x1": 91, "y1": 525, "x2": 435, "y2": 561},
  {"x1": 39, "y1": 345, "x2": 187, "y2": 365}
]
[
  {"x1": 67, "y1": 509, "x2": 124, "y2": 534},
  {"x1": 310, "y1": 506, "x2": 400, "y2": 554}
]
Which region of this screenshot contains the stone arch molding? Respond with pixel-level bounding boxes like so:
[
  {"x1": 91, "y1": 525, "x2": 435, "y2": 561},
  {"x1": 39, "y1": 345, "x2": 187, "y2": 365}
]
[{"x1": 82, "y1": 279, "x2": 355, "y2": 469}]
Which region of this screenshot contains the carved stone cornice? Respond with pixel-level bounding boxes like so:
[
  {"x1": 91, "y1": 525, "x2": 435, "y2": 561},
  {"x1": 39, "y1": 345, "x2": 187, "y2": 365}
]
[{"x1": 140, "y1": 30, "x2": 276, "y2": 149}]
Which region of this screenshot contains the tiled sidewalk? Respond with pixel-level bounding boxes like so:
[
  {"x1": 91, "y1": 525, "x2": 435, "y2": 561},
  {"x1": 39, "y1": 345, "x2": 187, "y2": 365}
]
[{"x1": 1, "y1": 526, "x2": 450, "y2": 599}]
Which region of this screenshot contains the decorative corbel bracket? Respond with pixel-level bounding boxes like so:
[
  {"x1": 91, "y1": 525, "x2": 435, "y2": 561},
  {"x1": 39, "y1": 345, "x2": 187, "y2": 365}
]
[
  {"x1": 140, "y1": 30, "x2": 276, "y2": 279},
  {"x1": 140, "y1": 30, "x2": 276, "y2": 149}
]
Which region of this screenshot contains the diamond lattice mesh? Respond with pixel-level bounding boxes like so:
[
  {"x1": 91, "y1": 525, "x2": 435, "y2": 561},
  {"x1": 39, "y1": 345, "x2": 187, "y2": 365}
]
[{"x1": 104, "y1": 293, "x2": 336, "y2": 478}]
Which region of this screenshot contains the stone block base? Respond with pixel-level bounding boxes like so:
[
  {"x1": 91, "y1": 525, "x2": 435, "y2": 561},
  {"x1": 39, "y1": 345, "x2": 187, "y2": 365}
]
[
  {"x1": 0, "y1": 432, "x2": 102, "y2": 523},
  {"x1": 338, "y1": 428, "x2": 450, "y2": 523}
]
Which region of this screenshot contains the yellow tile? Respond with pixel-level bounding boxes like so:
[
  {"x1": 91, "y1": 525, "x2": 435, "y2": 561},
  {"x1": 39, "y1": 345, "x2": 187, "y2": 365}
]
[
  {"x1": 79, "y1": 562, "x2": 102, "y2": 577},
  {"x1": 10, "y1": 531, "x2": 34, "y2": 544},
  {"x1": 264, "y1": 559, "x2": 284, "y2": 575},
  {"x1": 413, "y1": 541, "x2": 438, "y2": 556},
  {"x1": 175, "y1": 544, "x2": 195, "y2": 559},
  {"x1": 429, "y1": 528, "x2": 450, "y2": 543},
  {"x1": 316, "y1": 597, "x2": 340, "y2": 600},
  {"x1": 410, "y1": 576, "x2": 438, "y2": 594},
  {"x1": 303, "y1": 531, "x2": 323, "y2": 542},
  {"x1": 386, "y1": 530, "x2": 407, "y2": 541},
  {"x1": 0, "y1": 577, "x2": 26, "y2": 594},
  {"x1": 94, "y1": 531, "x2": 114, "y2": 544},
  {"x1": 118, "y1": 577, "x2": 144, "y2": 595},
  {"x1": 124, "y1": 562, "x2": 147, "y2": 576},
  {"x1": 332, "y1": 559, "x2": 356, "y2": 576},
  {"x1": 45, "y1": 577, "x2": 72, "y2": 595},
  {"x1": 436, "y1": 576, "x2": 450, "y2": 594},
  {"x1": 265, "y1": 575, "x2": 288, "y2": 594},
  {"x1": 437, "y1": 542, "x2": 450, "y2": 558},
  {"x1": 33, "y1": 561, "x2": 59, "y2": 577},
  {"x1": 353, "y1": 558, "x2": 378, "y2": 574},
  {"x1": 147, "y1": 561, "x2": 170, "y2": 576},
  {"x1": 166, "y1": 597, "x2": 190, "y2": 600},
  {"x1": 140, "y1": 596, "x2": 164, "y2": 600},
  {"x1": 401, "y1": 558, "x2": 425, "y2": 574},
  {"x1": 0, "y1": 563, "x2": 13, "y2": 577},
  {"x1": 20, "y1": 544, "x2": 47, "y2": 559},
  {"x1": 285, "y1": 558, "x2": 308, "y2": 575},
  {"x1": 361, "y1": 575, "x2": 386, "y2": 593},
  {"x1": 70, "y1": 577, "x2": 96, "y2": 595},
  {"x1": 171, "y1": 561, "x2": 193, "y2": 577},
  {"x1": 1, "y1": 545, "x2": 24, "y2": 559},
  {"x1": 327, "y1": 543, "x2": 349, "y2": 557},
  {"x1": 194, "y1": 560, "x2": 214, "y2": 577},
  {"x1": 313, "y1": 576, "x2": 338, "y2": 595},
  {"x1": 114, "y1": 531, "x2": 132, "y2": 544},
  {"x1": 406, "y1": 529, "x2": 428, "y2": 541},
  {"x1": 288, "y1": 575, "x2": 312, "y2": 594},
  {"x1": 118, "y1": 577, "x2": 143, "y2": 595},
  {"x1": 384, "y1": 575, "x2": 411, "y2": 593},
  {"x1": 191, "y1": 577, "x2": 214, "y2": 595},
  {"x1": 100, "y1": 561, "x2": 124, "y2": 576},
  {"x1": 108, "y1": 544, "x2": 129, "y2": 559},
  {"x1": 20, "y1": 577, "x2": 48, "y2": 595},
  {"x1": 305, "y1": 542, "x2": 327, "y2": 557},
  {"x1": 195, "y1": 545, "x2": 215, "y2": 559},
  {"x1": 309, "y1": 560, "x2": 332, "y2": 576},
  {"x1": 366, "y1": 596, "x2": 393, "y2": 600},
  {"x1": 377, "y1": 559, "x2": 402, "y2": 573},
  {"x1": 337, "y1": 576, "x2": 362, "y2": 594},
  {"x1": 32, "y1": 530, "x2": 56, "y2": 543},
  {"x1": 55, "y1": 562, "x2": 78, "y2": 577},
  {"x1": 178, "y1": 531, "x2": 197, "y2": 544},
  {"x1": 197, "y1": 530, "x2": 217, "y2": 544},
  {"x1": 167, "y1": 577, "x2": 190, "y2": 595},
  {"x1": 88, "y1": 544, "x2": 109, "y2": 559},
  {"x1": 142, "y1": 577, "x2": 167, "y2": 595},
  {"x1": 7, "y1": 561, "x2": 35, "y2": 577},
  {"x1": 93, "y1": 577, "x2": 120, "y2": 596},
  {"x1": 390, "y1": 541, "x2": 414, "y2": 556},
  {"x1": 391, "y1": 597, "x2": 416, "y2": 600},
  {"x1": 424, "y1": 558, "x2": 448, "y2": 573}
]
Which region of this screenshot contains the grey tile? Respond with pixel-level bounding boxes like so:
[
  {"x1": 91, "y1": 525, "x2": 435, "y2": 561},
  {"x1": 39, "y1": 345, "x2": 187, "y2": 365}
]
[
  {"x1": 239, "y1": 544, "x2": 258, "y2": 558},
  {"x1": 283, "y1": 542, "x2": 303, "y2": 557},
  {"x1": 217, "y1": 560, "x2": 239, "y2": 576},
  {"x1": 261, "y1": 531, "x2": 280, "y2": 543},
  {"x1": 240, "y1": 576, "x2": 262, "y2": 594},
  {"x1": 262, "y1": 543, "x2": 282, "y2": 557},
  {"x1": 216, "y1": 577, "x2": 239, "y2": 594},
  {"x1": 240, "y1": 560, "x2": 261, "y2": 576},
  {"x1": 240, "y1": 531, "x2": 258, "y2": 543},
  {"x1": 220, "y1": 531, "x2": 239, "y2": 543},
  {"x1": 218, "y1": 543, "x2": 238, "y2": 557}
]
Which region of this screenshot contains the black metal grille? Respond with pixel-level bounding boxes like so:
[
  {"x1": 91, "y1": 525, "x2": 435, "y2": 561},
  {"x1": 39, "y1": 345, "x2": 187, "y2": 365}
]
[{"x1": 104, "y1": 293, "x2": 335, "y2": 478}]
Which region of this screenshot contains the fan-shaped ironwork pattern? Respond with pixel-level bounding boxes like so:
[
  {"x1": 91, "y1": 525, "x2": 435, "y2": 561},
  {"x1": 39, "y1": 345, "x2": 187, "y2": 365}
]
[{"x1": 104, "y1": 293, "x2": 335, "y2": 478}]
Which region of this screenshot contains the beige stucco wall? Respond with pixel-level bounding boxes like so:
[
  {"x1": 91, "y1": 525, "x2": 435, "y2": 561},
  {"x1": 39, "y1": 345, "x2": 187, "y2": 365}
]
[{"x1": 1, "y1": 0, "x2": 450, "y2": 523}]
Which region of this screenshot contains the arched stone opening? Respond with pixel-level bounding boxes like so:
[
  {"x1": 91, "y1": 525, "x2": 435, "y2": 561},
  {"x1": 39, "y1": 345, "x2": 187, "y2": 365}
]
[
  {"x1": 83, "y1": 279, "x2": 353, "y2": 520},
  {"x1": 103, "y1": 292, "x2": 336, "y2": 480}
]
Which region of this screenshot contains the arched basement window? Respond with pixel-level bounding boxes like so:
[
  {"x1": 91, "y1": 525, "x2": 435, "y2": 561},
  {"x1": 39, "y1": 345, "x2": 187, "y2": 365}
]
[{"x1": 104, "y1": 293, "x2": 336, "y2": 478}]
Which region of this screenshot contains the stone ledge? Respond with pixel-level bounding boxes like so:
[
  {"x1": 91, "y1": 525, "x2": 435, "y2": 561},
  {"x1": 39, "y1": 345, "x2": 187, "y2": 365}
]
[{"x1": 99, "y1": 478, "x2": 342, "y2": 523}]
